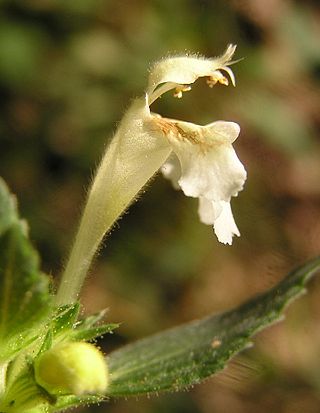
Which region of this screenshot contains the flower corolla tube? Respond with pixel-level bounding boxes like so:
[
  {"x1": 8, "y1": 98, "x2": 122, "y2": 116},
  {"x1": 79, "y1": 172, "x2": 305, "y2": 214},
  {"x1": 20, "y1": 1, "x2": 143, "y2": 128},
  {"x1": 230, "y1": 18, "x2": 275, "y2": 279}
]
[{"x1": 56, "y1": 44, "x2": 247, "y2": 305}]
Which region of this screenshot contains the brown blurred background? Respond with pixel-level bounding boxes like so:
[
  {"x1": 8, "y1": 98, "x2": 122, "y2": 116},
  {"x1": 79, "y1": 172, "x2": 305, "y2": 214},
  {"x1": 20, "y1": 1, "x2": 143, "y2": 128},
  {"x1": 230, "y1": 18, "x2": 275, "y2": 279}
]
[{"x1": 0, "y1": 0, "x2": 320, "y2": 412}]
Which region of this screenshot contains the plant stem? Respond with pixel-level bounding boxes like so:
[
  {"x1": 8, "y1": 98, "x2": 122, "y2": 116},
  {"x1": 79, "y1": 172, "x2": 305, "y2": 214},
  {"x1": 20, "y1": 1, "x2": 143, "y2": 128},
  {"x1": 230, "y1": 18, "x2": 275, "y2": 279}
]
[{"x1": 0, "y1": 363, "x2": 7, "y2": 396}]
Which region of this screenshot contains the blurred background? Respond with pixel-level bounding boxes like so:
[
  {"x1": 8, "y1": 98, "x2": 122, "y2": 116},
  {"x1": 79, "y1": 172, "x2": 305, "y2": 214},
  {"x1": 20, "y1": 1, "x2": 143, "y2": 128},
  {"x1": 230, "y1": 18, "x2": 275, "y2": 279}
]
[{"x1": 0, "y1": 0, "x2": 320, "y2": 412}]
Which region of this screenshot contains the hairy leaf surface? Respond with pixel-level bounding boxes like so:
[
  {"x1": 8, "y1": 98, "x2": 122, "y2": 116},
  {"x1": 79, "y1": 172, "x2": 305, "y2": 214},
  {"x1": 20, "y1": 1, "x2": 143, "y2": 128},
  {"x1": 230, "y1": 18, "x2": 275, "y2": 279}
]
[
  {"x1": 107, "y1": 256, "x2": 320, "y2": 396},
  {"x1": 0, "y1": 178, "x2": 52, "y2": 363}
]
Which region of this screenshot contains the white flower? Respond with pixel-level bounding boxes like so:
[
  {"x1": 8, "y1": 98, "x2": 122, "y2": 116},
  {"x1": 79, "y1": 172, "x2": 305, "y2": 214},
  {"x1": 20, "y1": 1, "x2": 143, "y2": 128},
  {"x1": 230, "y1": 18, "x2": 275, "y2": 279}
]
[
  {"x1": 57, "y1": 44, "x2": 246, "y2": 304},
  {"x1": 147, "y1": 44, "x2": 246, "y2": 245}
]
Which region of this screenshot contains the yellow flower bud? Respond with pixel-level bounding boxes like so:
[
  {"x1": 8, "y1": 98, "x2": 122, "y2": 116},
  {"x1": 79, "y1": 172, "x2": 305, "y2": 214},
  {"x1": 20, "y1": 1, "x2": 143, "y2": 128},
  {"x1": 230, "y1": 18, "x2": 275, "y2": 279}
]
[{"x1": 34, "y1": 342, "x2": 109, "y2": 396}]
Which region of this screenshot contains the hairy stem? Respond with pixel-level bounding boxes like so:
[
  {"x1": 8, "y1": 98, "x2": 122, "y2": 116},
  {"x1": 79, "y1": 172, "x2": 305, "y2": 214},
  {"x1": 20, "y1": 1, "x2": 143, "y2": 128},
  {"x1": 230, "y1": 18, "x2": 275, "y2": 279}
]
[{"x1": 0, "y1": 363, "x2": 7, "y2": 396}]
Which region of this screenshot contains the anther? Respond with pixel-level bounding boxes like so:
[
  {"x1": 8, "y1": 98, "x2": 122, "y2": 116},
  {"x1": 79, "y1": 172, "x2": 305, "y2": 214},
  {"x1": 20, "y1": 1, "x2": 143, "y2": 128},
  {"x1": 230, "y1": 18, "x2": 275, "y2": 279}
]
[
  {"x1": 174, "y1": 85, "x2": 192, "y2": 98},
  {"x1": 207, "y1": 72, "x2": 230, "y2": 87}
]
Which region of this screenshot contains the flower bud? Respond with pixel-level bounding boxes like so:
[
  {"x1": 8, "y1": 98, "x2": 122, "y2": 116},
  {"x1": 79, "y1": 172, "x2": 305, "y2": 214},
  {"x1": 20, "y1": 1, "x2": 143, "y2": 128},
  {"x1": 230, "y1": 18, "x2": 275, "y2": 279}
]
[{"x1": 34, "y1": 342, "x2": 108, "y2": 396}]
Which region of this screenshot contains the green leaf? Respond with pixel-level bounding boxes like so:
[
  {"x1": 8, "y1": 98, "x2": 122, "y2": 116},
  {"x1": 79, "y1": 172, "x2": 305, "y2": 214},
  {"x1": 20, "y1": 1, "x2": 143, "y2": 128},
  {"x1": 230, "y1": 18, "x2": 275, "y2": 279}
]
[
  {"x1": 0, "y1": 179, "x2": 16, "y2": 236},
  {"x1": 51, "y1": 303, "x2": 80, "y2": 336},
  {"x1": 50, "y1": 305, "x2": 118, "y2": 342},
  {"x1": 0, "y1": 366, "x2": 49, "y2": 412},
  {"x1": 74, "y1": 308, "x2": 108, "y2": 329},
  {"x1": 70, "y1": 322, "x2": 119, "y2": 342},
  {"x1": 37, "y1": 304, "x2": 80, "y2": 355},
  {"x1": 107, "y1": 256, "x2": 320, "y2": 396},
  {"x1": 47, "y1": 394, "x2": 105, "y2": 413},
  {"x1": 70, "y1": 309, "x2": 118, "y2": 342},
  {"x1": 0, "y1": 178, "x2": 52, "y2": 363},
  {"x1": 39, "y1": 305, "x2": 118, "y2": 354}
]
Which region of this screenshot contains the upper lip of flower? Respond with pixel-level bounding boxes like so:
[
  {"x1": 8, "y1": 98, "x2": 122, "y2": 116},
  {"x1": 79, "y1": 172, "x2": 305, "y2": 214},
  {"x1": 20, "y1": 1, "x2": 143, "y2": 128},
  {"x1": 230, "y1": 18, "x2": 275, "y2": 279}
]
[{"x1": 147, "y1": 44, "x2": 238, "y2": 105}]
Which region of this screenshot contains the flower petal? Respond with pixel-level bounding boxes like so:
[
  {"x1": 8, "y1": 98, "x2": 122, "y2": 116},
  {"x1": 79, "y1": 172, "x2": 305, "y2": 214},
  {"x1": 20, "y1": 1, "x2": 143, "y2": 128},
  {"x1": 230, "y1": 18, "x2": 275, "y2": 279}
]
[
  {"x1": 213, "y1": 201, "x2": 240, "y2": 245},
  {"x1": 205, "y1": 121, "x2": 240, "y2": 144},
  {"x1": 198, "y1": 198, "x2": 240, "y2": 244},
  {"x1": 198, "y1": 197, "x2": 223, "y2": 225},
  {"x1": 163, "y1": 120, "x2": 246, "y2": 202},
  {"x1": 181, "y1": 145, "x2": 246, "y2": 201},
  {"x1": 161, "y1": 154, "x2": 181, "y2": 190},
  {"x1": 147, "y1": 44, "x2": 236, "y2": 97}
]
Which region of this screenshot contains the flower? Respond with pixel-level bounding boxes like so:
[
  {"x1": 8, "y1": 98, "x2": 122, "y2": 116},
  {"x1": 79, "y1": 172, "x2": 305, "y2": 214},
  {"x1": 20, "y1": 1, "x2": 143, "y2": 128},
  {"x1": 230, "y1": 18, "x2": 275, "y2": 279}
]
[
  {"x1": 146, "y1": 44, "x2": 246, "y2": 245},
  {"x1": 35, "y1": 342, "x2": 109, "y2": 395},
  {"x1": 57, "y1": 44, "x2": 246, "y2": 305},
  {"x1": 159, "y1": 120, "x2": 246, "y2": 245}
]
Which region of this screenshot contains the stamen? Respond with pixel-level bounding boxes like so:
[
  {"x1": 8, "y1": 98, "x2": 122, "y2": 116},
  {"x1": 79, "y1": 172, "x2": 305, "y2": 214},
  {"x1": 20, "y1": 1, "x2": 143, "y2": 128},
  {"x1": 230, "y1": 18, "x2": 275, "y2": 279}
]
[
  {"x1": 206, "y1": 76, "x2": 218, "y2": 88},
  {"x1": 174, "y1": 85, "x2": 192, "y2": 98},
  {"x1": 218, "y1": 77, "x2": 229, "y2": 86},
  {"x1": 206, "y1": 69, "x2": 232, "y2": 88}
]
